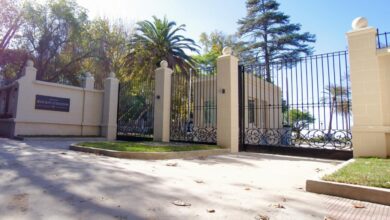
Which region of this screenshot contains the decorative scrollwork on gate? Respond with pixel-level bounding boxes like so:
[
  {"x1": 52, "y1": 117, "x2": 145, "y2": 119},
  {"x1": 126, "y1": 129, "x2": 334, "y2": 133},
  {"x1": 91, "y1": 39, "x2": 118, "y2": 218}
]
[
  {"x1": 170, "y1": 123, "x2": 217, "y2": 144},
  {"x1": 245, "y1": 128, "x2": 352, "y2": 150}
]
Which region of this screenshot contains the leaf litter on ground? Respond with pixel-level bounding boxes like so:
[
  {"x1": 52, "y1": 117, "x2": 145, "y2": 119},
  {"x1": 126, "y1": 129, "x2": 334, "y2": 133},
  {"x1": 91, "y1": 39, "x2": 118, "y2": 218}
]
[
  {"x1": 166, "y1": 162, "x2": 178, "y2": 167},
  {"x1": 172, "y1": 200, "x2": 191, "y2": 207},
  {"x1": 352, "y1": 202, "x2": 366, "y2": 209},
  {"x1": 255, "y1": 214, "x2": 270, "y2": 220}
]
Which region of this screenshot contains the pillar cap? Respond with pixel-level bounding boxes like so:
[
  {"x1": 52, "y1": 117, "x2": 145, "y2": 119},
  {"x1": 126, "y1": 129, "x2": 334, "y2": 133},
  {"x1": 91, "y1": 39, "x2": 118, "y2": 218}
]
[
  {"x1": 85, "y1": 72, "x2": 93, "y2": 78},
  {"x1": 26, "y1": 60, "x2": 34, "y2": 67},
  {"x1": 352, "y1": 17, "x2": 368, "y2": 30},
  {"x1": 222, "y1": 47, "x2": 232, "y2": 56},
  {"x1": 160, "y1": 60, "x2": 168, "y2": 68},
  {"x1": 109, "y1": 72, "x2": 116, "y2": 78}
]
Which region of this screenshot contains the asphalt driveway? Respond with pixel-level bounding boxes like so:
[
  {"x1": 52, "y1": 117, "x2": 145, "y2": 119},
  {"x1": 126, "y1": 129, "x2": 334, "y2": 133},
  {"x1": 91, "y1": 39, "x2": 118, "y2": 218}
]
[{"x1": 0, "y1": 138, "x2": 388, "y2": 220}]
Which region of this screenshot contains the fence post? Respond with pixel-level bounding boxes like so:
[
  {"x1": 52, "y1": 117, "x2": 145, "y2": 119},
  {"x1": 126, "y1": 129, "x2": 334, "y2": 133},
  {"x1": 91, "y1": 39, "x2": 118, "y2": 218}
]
[
  {"x1": 347, "y1": 17, "x2": 388, "y2": 158},
  {"x1": 102, "y1": 72, "x2": 119, "y2": 140},
  {"x1": 217, "y1": 47, "x2": 239, "y2": 152},
  {"x1": 153, "y1": 61, "x2": 172, "y2": 142}
]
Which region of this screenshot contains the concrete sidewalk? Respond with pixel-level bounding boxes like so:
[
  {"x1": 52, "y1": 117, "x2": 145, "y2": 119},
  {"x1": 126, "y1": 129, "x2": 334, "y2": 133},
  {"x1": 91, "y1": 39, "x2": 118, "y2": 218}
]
[{"x1": 0, "y1": 138, "x2": 388, "y2": 220}]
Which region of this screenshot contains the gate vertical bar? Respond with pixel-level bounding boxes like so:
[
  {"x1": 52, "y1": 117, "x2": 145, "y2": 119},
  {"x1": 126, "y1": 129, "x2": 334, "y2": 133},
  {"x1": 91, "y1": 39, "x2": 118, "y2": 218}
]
[{"x1": 238, "y1": 65, "x2": 246, "y2": 151}]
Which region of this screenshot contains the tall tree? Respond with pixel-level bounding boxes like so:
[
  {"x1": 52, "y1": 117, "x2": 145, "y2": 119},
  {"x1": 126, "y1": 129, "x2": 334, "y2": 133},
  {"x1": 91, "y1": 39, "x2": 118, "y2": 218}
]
[
  {"x1": 20, "y1": 0, "x2": 90, "y2": 84},
  {"x1": 0, "y1": 0, "x2": 28, "y2": 81},
  {"x1": 0, "y1": 0, "x2": 23, "y2": 50},
  {"x1": 82, "y1": 18, "x2": 133, "y2": 87},
  {"x1": 127, "y1": 16, "x2": 199, "y2": 77},
  {"x1": 238, "y1": 0, "x2": 316, "y2": 82}
]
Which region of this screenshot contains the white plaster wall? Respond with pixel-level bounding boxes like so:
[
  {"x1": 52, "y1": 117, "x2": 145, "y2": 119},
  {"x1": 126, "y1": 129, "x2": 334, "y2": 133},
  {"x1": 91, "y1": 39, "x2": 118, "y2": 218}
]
[
  {"x1": 13, "y1": 80, "x2": 104, "y2": 137},
  {"x1": 193, "y1": 75, "x2": 282, "y2": 129},
  {"x1": 8, "y1": 65, "x2": 105, "y2": 137}
]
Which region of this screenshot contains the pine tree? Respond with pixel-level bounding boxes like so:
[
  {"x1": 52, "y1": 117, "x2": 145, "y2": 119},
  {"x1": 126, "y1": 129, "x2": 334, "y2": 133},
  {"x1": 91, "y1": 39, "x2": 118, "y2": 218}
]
[{"x1": 238, "y1": 0, "x2": 316, "y2": 82}]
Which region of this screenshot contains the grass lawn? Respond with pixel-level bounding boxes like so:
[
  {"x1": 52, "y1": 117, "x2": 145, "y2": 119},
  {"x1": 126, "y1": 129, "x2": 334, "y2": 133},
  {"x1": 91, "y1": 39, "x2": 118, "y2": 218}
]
[
  {"x1": 323, "y1": 158, "x2": 390, "y2": 189},
  {"x1": 78, "y1": 142, "x2": 223, "y2": 152}
]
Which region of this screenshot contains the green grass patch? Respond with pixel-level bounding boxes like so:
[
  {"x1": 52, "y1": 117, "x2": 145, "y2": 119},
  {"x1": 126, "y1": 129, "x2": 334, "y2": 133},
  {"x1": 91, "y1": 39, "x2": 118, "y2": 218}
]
[
  {"x1": 78, "y1": 142, "x2": 223, "y2": 152},
  {"x1": 323, "y1": 158, "x2": 390, "y2": 189}
]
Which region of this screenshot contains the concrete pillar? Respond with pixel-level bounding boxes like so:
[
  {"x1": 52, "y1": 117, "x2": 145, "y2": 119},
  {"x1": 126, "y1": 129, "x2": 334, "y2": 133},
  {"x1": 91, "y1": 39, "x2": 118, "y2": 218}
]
[
  {"x1": 102, "y1": 72, "x2": 119, "y2": 140},
  {"x1": 19, "y1": 60, "x2": 37, "y2": 82},
  {"x1": 347, "y1": 17, "x2": 388, "y2": 157},
  {"x1": 217, "y1": 47, "x2": 239, "y2": 153},
  {"x1": 153, "y1": 61, "x2": 172, "y2": 142},
  {"x1": 16, "y1": 60, "x2": 36, "y2": 118},
  {"x1": 83, "y1": 72, "x2": 95, "y2": 90}
]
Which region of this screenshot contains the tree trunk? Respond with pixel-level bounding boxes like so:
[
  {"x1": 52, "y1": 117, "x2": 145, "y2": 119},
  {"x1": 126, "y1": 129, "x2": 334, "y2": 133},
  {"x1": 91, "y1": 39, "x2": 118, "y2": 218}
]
[
  {"x1": 327, "y1": 96, "x2": 336, "y2": 139},
  {"x1": 265, "y1": 51, "x2": 271, "y2": 83},
  {"x1": 0, "y1": 15, "x2": 22, "y2": 50},
  {"x1": 263, "y1": 35, "x2": 271, "y2": 83}
]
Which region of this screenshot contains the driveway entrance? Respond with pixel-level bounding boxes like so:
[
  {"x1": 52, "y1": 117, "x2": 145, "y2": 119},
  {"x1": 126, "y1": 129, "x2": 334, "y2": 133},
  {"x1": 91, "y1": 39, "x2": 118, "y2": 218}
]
[{"x1": 0, "y1": 139, "x2": 387, "y2": 220}]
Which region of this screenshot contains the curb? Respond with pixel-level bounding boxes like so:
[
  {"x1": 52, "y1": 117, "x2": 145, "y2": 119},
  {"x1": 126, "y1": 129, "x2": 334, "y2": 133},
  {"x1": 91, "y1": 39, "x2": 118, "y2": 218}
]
[
  {"x1": 306, "y1": 159, "x2": 390, "y2": 206},
  {"x1": 69, "y1": 144, "x2": 230, "y2": 160},
  {"x1": 17, "y1": 136, "x2": 107, "y2": 141}
]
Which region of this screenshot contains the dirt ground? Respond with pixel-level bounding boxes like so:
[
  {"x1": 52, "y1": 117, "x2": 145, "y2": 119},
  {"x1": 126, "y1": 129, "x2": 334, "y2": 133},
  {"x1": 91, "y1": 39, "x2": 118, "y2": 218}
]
[{"x1": 0, "y1": 138, "x2": 389, "y2": 220}]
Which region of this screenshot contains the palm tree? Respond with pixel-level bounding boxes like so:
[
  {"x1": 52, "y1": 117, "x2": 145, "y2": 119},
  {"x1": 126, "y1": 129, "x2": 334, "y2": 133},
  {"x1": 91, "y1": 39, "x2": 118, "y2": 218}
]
[
  {"x1": 322, "y1": 85, "x2": 351, "y2": 138},
  {"x1": 127, "y1": 16, "x2": 199, "y2": 76},
  {"x1": 123, "y1": 17, "x2": 199, "y2": 131}
]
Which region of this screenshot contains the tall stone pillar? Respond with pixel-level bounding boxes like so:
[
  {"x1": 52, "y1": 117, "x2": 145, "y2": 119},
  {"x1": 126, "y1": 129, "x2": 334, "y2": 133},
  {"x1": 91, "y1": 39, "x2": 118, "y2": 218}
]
[
  {"x1": 347, "y1": 17, "x2": 388, "y2": 157},
  {"x1": 217, "y1": 47, "x2": 239, "y2": 153},
  {"x1": 102, "y1": 72, "x2": 119, "y2": 140},
  {"x1": 153, "y1": 61, "x2": 172, "y2": 142}
]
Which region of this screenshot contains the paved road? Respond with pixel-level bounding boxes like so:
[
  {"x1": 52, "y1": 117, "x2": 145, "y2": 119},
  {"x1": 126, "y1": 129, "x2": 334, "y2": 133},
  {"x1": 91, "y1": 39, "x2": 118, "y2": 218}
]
[{"x1": 0, "y1": 138, "x2": 388, "y2": 220}]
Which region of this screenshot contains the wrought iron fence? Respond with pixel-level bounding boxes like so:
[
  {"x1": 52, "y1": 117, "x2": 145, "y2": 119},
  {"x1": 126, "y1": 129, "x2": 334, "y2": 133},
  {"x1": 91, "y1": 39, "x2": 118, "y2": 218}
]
[
  {"x1": 377, "y1": 29, "x2": 390, "y2": 49},
  {"x1": 239, "y1": 51, "x2": 352, "y2": 151},
  {"x1": 170, "y1": 68, "x2": 217, "y2": 144},
  {"x1": 0, "y1": 84, "x2": 17, "y2": 119},
  {"x1": 117, "y1": 75, "x2": 155, "y2": 141}
]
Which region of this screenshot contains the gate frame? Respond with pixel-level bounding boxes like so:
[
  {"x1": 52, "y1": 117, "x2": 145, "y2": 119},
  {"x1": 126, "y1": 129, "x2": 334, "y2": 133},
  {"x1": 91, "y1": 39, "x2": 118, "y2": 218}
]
[{"x1": 237, "y1": 52, "x2": 353, "y2": 160}]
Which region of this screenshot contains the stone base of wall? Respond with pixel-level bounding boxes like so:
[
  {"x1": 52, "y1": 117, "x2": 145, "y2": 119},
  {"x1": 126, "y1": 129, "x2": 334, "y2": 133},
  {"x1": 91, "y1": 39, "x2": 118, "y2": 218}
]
[{"x1": 13, "y1": 121, "x2": 101, "y2": 137}]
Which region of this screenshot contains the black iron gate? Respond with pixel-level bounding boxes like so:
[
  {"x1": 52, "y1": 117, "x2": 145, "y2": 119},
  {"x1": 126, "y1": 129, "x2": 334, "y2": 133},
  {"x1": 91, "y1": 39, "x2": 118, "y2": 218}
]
[
  {"x1": 238, "y1": 51, "x2": 353, "y2": 159},
  {"x1": 117, "y1": 76, "x2": 155, "y2": 141},
  {"x1": 170, "y1": 68, "x2": 217, "y2": 144}
]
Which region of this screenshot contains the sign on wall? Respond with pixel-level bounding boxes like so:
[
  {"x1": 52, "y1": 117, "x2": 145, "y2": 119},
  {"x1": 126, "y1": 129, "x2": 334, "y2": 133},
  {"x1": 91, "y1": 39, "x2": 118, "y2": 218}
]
[{"x1": 35, "y1": 95, "x2": 70, "y2": 112}]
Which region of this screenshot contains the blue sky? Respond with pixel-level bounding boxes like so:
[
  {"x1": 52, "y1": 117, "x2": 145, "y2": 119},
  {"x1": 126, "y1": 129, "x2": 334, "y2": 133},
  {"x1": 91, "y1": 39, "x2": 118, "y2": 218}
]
[{"x1": 75, "y1": 0, "x2": 390, "y2": 54}]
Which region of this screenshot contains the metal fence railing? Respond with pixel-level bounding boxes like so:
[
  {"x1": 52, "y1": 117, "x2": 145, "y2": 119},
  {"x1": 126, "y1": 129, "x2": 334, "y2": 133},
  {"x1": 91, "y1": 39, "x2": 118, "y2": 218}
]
[
  {"x1": 170, "y1": 67, "x2": 217, "y2": 144},
  {"x1": 377, "y1": 29, "x2": 390, "y2": 49},
  {"x1": 238, "y1": 51, "x2": 352, "y2": 151},
  {"x1": 0, "y1": 83, "x2": 18, "y2": 119}
]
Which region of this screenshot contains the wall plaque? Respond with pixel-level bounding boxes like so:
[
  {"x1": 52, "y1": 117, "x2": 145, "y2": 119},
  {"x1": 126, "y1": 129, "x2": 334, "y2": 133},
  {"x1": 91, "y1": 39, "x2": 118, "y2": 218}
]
[{"x1": 35, "y1": 95, "x2": 70, "y2": 112}]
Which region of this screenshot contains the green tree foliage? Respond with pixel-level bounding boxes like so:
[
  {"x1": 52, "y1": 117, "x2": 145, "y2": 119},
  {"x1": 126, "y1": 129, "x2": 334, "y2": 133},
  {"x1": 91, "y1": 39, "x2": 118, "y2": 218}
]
[
  {"x1": 0, "y1": 0, "x2": 27, "y2": 80},
  {"x1": 287, "y1": 109, "x2": 315, "y2": 139},
  {"x1": 193, "y1": 31, "x2": 240, "y2": 68},
  {"x1": 127, "y1": 16, "x2": 199, "y2": 78},
  {"x1": 82, "y1": 18, "x2": 133, "y2": 87},
  {"x1": 0, "y1": 0, "x2": 23, "y2": 50},
  {"x1": 238, "y1": 0, "x2": 316, "y2": 82},
  {"x1": 20, "y1": 0, "x2": 90, "y2": 85}
]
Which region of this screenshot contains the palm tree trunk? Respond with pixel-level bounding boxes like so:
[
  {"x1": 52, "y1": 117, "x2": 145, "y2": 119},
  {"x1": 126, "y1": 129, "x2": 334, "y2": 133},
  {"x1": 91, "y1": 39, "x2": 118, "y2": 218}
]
[
  {"x1": 327, "y1": 97, "x2": 336, "y2": 139},
  {"x1": 345, "y1": 111, "x2": 350, "y2": 130}
]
